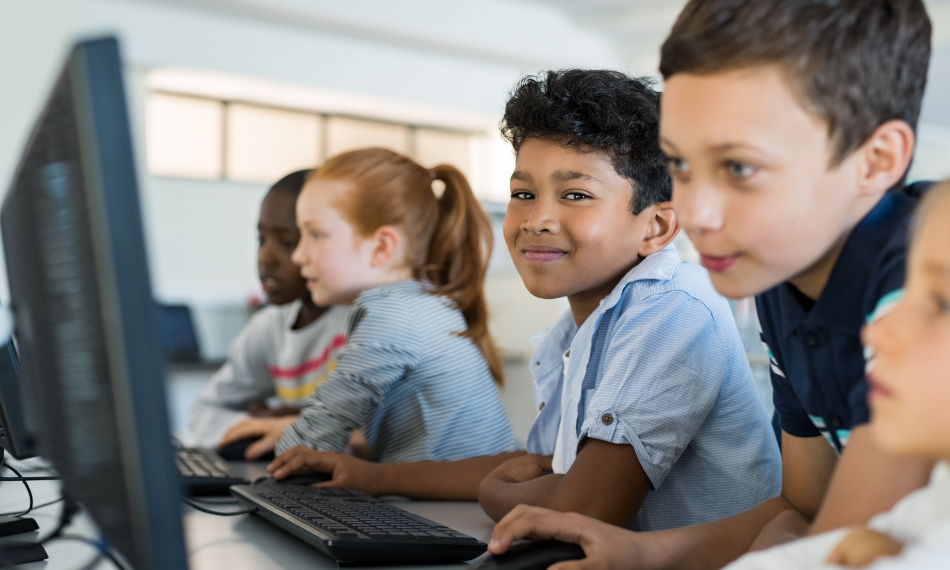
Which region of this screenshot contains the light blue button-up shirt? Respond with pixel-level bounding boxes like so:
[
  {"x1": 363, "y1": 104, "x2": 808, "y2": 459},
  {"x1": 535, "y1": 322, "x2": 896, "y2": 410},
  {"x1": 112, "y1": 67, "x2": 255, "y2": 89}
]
[{"x1": 527, "y1": 245, "x2": 781, "y2": 531}]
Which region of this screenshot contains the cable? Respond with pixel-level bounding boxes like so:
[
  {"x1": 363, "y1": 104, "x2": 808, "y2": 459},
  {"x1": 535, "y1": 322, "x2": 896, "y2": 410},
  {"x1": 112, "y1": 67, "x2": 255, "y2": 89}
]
[
  {"x1": 0, "y1": 472, "x2": 62, "y2": 482},
  {"x1": 51, "y1": 535, "x2": 126, "y2": 570},
  {"x1": 0, "y1": 496, "x2": 63, "y2": 517},
  {"x1": 1, "y1": 463, "x2": 33, "y2": 517},
  {"x1": 181, "y1": 498, "x2": 256, "y2": 516}
]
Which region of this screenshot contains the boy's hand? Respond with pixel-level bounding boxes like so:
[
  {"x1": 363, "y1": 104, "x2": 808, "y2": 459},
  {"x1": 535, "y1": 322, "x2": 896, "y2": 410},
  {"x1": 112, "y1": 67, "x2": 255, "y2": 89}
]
[
  {"x1": 268, "y1": 447, "x2": 385, "y2": 495},
  {"x1": 219, "y1": 415, "x2": 297, "y2": 459},
  {"x1": 826, "y1": 526, "x2": 904, "y2": 567},
  {"x1": 487, "y1": 454, "x2": 553, "y2": 484},
  {"x1": 489, "y1": 505, "x2": 649, "y2": 570}
]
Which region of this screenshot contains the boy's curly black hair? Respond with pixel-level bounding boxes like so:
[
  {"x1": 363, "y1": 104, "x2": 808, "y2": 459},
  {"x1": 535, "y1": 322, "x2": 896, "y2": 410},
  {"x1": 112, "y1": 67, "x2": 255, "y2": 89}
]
[{"x1": 500, "y1": 69, "x2": 671, "y2": 216}]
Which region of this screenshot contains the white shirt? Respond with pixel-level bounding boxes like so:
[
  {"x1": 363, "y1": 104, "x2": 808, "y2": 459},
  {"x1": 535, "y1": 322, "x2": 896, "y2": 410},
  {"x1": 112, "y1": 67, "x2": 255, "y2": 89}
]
[{"x1": 725, "y1": 462, "x2": 950, "y2": 570}]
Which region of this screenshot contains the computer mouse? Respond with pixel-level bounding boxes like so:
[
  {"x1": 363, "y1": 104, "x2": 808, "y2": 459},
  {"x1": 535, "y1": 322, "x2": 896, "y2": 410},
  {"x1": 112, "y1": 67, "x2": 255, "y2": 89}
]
[
  {"x1": 278, "y1": 472, "x2": 333, "y2": 485},
  {"x1": 217, "y1": 436, "x2": 275, "y2": 461},
  {"x1": 471, "y1": 540, "x2": 585, "y2": 570}
]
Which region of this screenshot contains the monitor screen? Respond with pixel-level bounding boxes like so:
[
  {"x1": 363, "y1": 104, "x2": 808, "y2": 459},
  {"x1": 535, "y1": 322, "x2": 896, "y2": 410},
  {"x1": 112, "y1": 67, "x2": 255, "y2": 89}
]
[
  {"x1": 0, "y1": 340, "x2": 36, "y2": 460},
  {"x1": 1, "y1": 37, "x2": 188, "y2": 570}
]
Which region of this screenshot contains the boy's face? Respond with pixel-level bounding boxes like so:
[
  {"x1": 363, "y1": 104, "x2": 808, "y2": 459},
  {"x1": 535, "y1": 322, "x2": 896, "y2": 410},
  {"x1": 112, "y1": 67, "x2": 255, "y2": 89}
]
[
  {"x1": 864, "y1": 193, "x2": 950, "y2": 460},
  {"x1": 661, "y1": 66, "x2": 864, "y2": 299},
  {"x1": 258, "y1": 190, "x2": 308, "y2": 305},
  {"x1": 504, "y1": 138, "x2": 654, "y2": 306}
]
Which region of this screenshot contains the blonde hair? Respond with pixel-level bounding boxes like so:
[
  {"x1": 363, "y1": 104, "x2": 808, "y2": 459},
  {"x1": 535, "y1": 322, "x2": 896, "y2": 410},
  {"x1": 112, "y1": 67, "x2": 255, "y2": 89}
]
[{"x1": 312, "y1": 148, "x2": 503, "y2": 385}]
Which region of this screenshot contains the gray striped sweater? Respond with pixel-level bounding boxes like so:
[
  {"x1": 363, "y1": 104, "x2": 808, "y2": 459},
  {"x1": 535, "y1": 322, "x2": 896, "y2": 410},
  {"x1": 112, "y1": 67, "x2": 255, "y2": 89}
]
[{"x1": 276, "y1": 280, "x2": 517, "y2": 463}]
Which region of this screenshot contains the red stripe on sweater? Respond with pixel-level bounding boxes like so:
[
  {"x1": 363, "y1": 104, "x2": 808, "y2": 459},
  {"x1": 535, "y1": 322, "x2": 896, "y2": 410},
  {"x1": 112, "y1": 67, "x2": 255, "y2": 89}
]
[{"x1": 268, "y1": 334, "x2": 346, "y2": 379}]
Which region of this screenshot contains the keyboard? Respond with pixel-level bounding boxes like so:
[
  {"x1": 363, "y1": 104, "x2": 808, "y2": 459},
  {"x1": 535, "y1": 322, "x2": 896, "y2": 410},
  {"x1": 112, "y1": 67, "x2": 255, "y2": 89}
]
[
  {"x1": 230, "y1": 480, "x2": 487, "y2": 564},
  {"x1": 176, "y1": 447, "x2": 247, "y2": 495}
]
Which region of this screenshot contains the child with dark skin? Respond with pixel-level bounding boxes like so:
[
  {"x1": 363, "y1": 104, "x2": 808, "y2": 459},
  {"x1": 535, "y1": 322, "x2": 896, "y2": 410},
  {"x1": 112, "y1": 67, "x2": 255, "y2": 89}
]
[
  {"x1": 266, "y1": 71, "x2": 780, "y2": 532},
  {"x1": 248, "y1": 173, "x2": 326, "y2": 417}
]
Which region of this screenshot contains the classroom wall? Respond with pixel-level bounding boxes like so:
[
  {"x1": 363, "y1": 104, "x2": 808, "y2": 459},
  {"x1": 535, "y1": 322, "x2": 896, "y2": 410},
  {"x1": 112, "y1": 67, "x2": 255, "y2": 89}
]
[{"x1": 67, "y1": 0, "x2": 619, "y2": 359}]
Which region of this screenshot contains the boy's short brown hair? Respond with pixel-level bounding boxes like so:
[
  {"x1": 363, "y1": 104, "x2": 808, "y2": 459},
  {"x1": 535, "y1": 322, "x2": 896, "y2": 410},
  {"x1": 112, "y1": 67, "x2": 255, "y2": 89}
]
[{"x1": 660, "y1": 0, "x2": 931, "y2": 164}]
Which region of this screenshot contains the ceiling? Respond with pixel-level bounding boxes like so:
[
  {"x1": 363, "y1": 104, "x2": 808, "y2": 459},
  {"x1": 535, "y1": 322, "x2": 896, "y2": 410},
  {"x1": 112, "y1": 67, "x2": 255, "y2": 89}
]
[{"x1": 524, "y1": 0, "x2": 950, "y2": 129}]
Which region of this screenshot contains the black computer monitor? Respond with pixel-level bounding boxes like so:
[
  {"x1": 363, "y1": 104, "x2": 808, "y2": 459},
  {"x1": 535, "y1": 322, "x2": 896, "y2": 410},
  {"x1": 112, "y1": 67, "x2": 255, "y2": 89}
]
[
  {"x1": 0, "y1": 37, "x2": 188, "y2": 570},
  {"x1": 0, "y1": 339, "x2": 37, "y2": 460}
]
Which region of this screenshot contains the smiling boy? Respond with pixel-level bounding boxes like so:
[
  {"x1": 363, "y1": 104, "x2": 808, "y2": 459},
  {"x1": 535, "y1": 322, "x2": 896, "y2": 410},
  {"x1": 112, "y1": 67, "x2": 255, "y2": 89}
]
[
  {"x1": 487, "y1": 1, "x2": 935, "y2": 568},
  {"x1": 267, "y1": 70, "x2": 780, "y2": 531}
]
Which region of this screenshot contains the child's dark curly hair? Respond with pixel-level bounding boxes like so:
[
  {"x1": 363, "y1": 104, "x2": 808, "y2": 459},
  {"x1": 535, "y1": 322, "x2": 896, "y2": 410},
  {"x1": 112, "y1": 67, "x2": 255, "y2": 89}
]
[{"x1": 500, "y1": 69, "x2": 671, "y2": 215}]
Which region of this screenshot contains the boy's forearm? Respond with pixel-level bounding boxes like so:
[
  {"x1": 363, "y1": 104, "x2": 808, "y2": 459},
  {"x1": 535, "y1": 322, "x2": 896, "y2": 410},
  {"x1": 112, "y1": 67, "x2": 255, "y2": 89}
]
[
  {"x1": 478, "y1": 474, "x2": 562, "y2": 522},
  {"x1": 375, "y1": 451, "x2": 526, "y2": 500},
  {"x1": 807, "y1": 425, "x2": 933, "y2": 535},
  {"x1": 650, "y1": 495, "x2": 800, "y2": 570}
]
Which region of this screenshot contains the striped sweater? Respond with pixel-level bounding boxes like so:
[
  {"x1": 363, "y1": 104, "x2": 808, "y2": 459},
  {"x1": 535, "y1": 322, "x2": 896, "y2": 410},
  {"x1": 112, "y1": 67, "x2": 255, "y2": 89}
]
[
  {"x1": 189, "y1": 301, "x2": 350, "y2": 446},
  {"x1": 276, "y1": 280, "x2": 517, "y2": 463}
]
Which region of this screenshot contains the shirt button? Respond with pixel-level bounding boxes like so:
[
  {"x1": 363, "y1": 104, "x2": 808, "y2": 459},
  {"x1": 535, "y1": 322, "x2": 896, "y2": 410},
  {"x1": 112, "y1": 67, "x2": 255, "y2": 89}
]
[
  {"x1": 829, "y1": 415, "x2": 844, "y2": 429},
  {"x1": 601, "y1": 413, "x2": 613, "y2": 426},
  {"x1": 805, "y1": 333, "x2": 820, "y2": 347},
  {"x1": 539, "y1": 402, "x2": 545, "y2": 411}
]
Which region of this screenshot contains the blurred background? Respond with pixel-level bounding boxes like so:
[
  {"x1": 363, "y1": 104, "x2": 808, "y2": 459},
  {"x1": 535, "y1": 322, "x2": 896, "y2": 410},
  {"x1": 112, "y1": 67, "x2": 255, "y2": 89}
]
[{"x1": 2, "y1": 0, "x2": 949, "y2": 445}]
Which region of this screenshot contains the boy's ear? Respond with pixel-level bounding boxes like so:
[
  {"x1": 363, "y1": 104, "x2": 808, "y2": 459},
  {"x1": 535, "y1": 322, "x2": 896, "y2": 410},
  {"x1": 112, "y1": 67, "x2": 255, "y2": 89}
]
[
  {"x1": 856, "y1": 119, "x2": 916, "y2": 197},
  {"x1": 370, "y1": 225, "x2": 403, "y2": 268},
  {"x1": 638, "y1": 201, "x2": 679, "y2": 257}
]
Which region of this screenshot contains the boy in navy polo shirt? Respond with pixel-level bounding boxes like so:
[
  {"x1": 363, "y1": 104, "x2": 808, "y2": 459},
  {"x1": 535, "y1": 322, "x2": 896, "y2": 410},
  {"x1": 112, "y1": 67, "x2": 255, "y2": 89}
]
[{"x1": 486, "y1": 1, "x2": 936, "y2": 568}]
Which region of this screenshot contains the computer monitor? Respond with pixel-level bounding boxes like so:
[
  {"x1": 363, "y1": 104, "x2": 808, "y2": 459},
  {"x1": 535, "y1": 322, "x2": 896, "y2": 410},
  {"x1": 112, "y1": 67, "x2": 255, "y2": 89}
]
[
  {"x1": 158, "y1": 304, "x2": 202, "y2": 363},
  {"x1": 0, "y1": 37, "x2": 188, "y2": 570},
  {"x1": 0, "y1": 339, "x2": 37, "y2": 460}
]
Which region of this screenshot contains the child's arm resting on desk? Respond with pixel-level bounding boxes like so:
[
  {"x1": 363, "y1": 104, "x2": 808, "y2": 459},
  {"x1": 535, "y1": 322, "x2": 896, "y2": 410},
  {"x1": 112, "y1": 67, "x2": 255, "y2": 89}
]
[
  {"x1": 268, "y1": 447, "x2": 527, "y2": 499},
  {"x1": 478, "y1": 438, "x2": 651, "y2": 527}
]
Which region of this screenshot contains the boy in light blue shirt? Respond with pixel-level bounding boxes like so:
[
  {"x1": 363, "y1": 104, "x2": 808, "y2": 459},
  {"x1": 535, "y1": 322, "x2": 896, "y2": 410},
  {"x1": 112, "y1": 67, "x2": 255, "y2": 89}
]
[
  {"x1": 522, "y1": 244, "x2": 779, "y2": 531},
  {"x1": 474, "y1": 69, "x2": 779, "y2": 530}
]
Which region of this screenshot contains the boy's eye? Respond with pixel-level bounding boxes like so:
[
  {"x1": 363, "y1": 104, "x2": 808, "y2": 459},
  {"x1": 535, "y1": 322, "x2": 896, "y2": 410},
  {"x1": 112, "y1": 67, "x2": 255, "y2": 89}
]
[
  {"x1": 281, "y1": 240, "x2": 297, "y2": 250},
  {"x1": 510, "y1": 191, "x2": 534, "y2": 200},
  {"x1": 666, "y1": 157, "x2": 690, "y2": 174},
  {"x1": 564, "y1": 192, "x2": 591, "y2": 201},
  {"x1": 726, "y1": 161, "x2": 756, "y2": 179}
]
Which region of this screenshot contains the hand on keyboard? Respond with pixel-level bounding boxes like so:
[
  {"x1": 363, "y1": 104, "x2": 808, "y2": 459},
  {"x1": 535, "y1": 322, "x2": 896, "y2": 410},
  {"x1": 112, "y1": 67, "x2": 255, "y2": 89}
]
[{"x1": 269, "y1": 447, "x2": 385, "y2": 495}]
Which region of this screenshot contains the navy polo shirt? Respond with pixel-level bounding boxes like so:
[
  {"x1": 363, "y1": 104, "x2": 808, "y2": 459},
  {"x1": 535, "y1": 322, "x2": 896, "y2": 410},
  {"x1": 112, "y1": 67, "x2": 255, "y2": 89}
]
[{"x1": 755, "y1": 182, "x2": 931, "y2": 453}]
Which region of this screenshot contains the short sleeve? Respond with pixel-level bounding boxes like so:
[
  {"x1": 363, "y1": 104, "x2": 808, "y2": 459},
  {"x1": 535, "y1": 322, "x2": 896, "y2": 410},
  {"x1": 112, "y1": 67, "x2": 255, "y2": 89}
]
[
  {"x1": 276, "y1": 295, "x2": 425, "y2": 454},
  {"x1": 580, "y1": 290, "x2": 726, "y2": 490}
]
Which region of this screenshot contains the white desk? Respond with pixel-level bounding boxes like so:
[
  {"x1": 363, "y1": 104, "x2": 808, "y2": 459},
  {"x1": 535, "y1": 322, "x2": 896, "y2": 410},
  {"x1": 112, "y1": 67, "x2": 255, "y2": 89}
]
[{"x1": 2, "y1": 458, "x2": 496, "y2": 570}]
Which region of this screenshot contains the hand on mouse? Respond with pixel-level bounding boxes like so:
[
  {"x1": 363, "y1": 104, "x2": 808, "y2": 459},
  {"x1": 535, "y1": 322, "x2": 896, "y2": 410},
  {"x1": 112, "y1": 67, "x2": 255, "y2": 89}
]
[
  {"x1": 268, "y1": 447, "x2": 384, "y2": 495},
  {"x1": 219, "y1": 415, "x2": 297, "y2": 460},
  {"x1": 826, "y1": 526, "x2": 904, "y2": 567},
  {"x1": 488, "y1": 505, "x2": 647, "y2": 570}
]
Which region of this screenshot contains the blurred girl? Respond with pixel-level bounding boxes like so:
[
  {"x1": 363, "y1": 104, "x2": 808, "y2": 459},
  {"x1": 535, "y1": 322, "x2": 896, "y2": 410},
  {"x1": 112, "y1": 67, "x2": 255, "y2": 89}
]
[{"x1": 223, "y1": 148, "x2": 517, "y2": 463}]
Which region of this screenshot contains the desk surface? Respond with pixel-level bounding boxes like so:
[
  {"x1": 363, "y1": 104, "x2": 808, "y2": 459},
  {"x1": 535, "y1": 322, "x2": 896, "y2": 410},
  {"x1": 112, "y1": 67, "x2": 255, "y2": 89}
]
[{"x1": 3, "y1": 458, "x2": 496, "y2": 570}]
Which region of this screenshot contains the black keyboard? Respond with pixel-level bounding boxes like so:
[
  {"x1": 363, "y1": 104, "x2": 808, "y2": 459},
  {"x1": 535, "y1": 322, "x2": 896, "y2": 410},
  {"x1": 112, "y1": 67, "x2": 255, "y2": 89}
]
[
  {"x1": 176, "y1": 447, "x2": 247, "y2": 495},
  {"x1": 231, "y1": 480, "x2": 487, "y2": 564}
]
